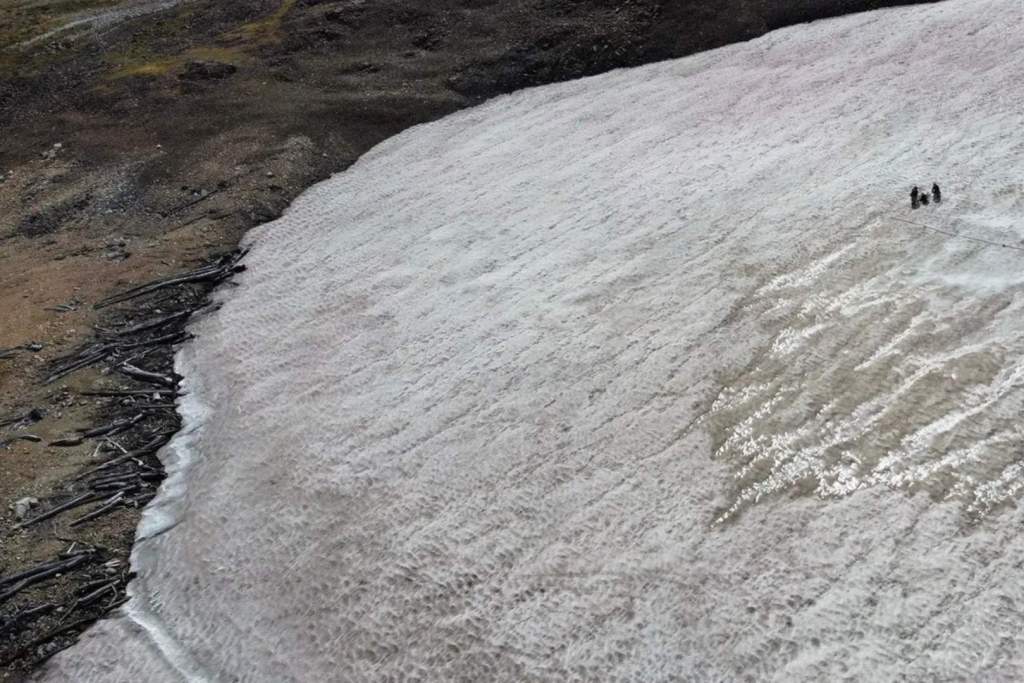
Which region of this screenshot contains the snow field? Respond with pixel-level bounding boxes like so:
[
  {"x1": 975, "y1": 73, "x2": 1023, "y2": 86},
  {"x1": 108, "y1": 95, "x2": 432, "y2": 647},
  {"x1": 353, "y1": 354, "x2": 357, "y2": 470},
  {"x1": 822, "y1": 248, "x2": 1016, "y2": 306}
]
[{"x1": 45, "y1": 1, "x2": 1024, "y2": 679}]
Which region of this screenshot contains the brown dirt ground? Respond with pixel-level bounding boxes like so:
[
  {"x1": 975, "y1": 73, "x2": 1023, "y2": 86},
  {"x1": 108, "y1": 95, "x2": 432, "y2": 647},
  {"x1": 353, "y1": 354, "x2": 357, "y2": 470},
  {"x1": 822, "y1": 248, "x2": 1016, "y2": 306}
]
[{"x1": 0, "y1": 0, "x2": 935, "y2": 678}]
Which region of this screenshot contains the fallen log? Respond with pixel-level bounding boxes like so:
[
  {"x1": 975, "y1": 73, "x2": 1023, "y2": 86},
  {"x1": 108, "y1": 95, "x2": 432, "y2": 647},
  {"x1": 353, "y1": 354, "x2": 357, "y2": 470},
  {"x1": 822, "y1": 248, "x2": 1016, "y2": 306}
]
[
  {"x1": 137, "y1": 405, "x2": 178, "y2": 416},
  {"x1": 73, "y1": 434, "x2": 168, "y2": 479},
  {"x1": 113, "y1": 331, "x2": 192, "y2": 352},
  {"x1": 104, "y1": 310, "x2": 190, "y2": 338},
  {"x1": 69, "y1": 492, "x2": 126, "y2": 528},
  {"x1": 49, "y1": 437, "x2": 84, "y2": 448},
  {"x1": 0, "y1": 343, "x2": 43, "y2": 360},
  {"x1": 0, "y1": 555, "x2": 89, "y2": 602},
  {"x1": 131, "y1": 492, "x2": 157, "y2": 507},
  {"x1": 0, "y1": 558, "x2": 73, "y2": 588},
  {"x1": 15, "y1": 493, "x2": 103, "y2": 529},
  {"x1": 0, "y1": 603, "x2": 56, "y2": 636},
  {"x1": 0, "y1": 615, "x2": 98, "y2": 667},
  {"x1": 94, "y1": 256, "x2": 244, "y2": 310},
  {"x1": 50, "y1": 414, "x2": 146, "y2": 448},
  {"x1": 75, "y1": 581, "x2": 119, "y2": 608},
  {"x1": 45, "y1": 348, "x2": 110, "y2": 384},
  {"x1": 88, "y1": 481, "x2": 133, "y2": 492},
  {"x1": 80, "y1": 413, "x2": 144, "y2": 439},
  {"x1": 118, "y1": 363, "x2": 177, "y2": 388},
  {"x1": 80, "y1": 389, "x2": 177, "y2": 398},
  {"x1": 88, "y1": 469, "x2": 160, "y2": 487},
  {"x1": 87, "y1": 471, "x2": 135, "y2": 487}
]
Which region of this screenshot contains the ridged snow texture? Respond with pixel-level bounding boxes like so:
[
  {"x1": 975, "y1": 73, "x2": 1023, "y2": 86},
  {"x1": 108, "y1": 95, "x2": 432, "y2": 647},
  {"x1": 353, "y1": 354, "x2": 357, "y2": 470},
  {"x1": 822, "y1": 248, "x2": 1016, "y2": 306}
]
[{"x1": 45, "y1": 0, "x2": 1024, "y2": 680}]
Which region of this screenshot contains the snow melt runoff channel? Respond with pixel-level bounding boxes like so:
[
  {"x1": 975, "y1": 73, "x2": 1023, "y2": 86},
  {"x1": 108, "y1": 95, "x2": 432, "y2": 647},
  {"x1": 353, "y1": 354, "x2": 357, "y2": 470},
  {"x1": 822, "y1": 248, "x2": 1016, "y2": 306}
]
[{"x1": 44, "y1": 0, "x2": 1024, "y2": 680}]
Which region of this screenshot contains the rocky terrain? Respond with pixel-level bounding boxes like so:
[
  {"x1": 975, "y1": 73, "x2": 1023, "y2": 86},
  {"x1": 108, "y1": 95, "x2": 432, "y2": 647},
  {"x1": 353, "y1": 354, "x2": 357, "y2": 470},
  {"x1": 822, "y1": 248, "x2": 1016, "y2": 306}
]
[{"x1": 0, "y1": 0, "x2": 933, "y2": 677}]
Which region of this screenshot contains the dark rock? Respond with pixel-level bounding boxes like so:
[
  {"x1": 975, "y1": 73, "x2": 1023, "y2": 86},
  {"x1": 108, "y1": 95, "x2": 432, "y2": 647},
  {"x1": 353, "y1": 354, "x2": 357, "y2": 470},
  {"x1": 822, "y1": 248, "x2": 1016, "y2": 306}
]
[
  {"x1": 179, "y1": 60, "x2": 238, "y2": 81},
  {"x1": 310, "y1": 27, "x2": 346, "y2": 43},
  {"x1": 323, "y1": 8, "x2": 360, "y2": 26},
  {"x1": 338, "y1": 61, "x2": 380, "y2": 75},
  {"x1": 412, "y1": 29, "x2": 445, "y2": 51}
]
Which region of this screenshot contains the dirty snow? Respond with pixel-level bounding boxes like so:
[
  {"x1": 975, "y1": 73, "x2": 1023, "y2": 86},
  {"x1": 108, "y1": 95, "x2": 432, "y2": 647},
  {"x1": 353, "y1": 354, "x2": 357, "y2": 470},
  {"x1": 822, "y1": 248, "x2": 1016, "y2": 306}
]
[{"x1": 43, "y1": 0, "x2": 1024, "y2": 679}]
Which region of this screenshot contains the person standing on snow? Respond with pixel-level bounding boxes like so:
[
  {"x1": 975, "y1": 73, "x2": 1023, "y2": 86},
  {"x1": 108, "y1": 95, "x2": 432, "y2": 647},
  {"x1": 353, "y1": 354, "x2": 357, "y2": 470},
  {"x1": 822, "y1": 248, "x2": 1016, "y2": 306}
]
[
  {"x1": 932, "y1": 183, "x2": 941, "y2": 204},
  {"x1": 911, "y1": 186, "x2": 920, "y2": 209}
]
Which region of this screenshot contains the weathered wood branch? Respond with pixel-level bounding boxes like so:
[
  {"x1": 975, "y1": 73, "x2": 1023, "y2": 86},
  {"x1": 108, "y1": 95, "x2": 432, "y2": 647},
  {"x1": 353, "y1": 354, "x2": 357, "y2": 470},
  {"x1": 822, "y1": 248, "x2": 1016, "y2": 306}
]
[
  {"x1": 69, "y1": 492, "x2": 126, "y2": 527},
  {"x1": 14, "y1": 493, "x2": 103, "y2": 529},
  {"x1": 94, "y1": 251, "x2": 246, "y2": 309},
  {"x1": 118, "y1": 363, "x2": 177, "y2": 387}
]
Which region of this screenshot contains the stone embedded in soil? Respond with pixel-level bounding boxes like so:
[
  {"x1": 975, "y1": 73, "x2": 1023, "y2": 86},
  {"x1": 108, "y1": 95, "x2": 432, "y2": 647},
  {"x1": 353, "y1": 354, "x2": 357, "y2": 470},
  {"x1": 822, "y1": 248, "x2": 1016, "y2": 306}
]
[
  {"x1": 179, "y1": 60, "x2": 238, "y2": 81},
  {"x1": 10, "y1": 497, "x2": 39, "y2": 521}
]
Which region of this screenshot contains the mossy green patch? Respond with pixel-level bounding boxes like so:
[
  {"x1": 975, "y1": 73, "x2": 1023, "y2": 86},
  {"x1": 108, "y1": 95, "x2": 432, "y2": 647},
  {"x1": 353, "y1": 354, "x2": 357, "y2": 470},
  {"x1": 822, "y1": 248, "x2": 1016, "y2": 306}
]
[
  {"x1": 106, "y1": 46, "x2": 248, "y2": 79},
  {"x1": 232, "y1": 0, "x2": 297, "y2": 44}
]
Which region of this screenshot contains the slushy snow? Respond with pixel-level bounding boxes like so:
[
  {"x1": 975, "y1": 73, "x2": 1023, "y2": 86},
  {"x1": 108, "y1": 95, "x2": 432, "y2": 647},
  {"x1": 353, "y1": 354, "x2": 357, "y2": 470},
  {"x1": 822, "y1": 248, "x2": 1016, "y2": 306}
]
[{"x1": 44, "y1": 0, "x2": 1024, "y2": 679}]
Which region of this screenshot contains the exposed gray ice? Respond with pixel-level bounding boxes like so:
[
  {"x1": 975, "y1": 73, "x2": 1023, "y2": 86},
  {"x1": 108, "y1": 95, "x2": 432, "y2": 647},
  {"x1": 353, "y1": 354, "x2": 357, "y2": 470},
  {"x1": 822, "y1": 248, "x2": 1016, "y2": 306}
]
[{"x1": 43, "y1": 0, "x2": 1024, "y2": 679}]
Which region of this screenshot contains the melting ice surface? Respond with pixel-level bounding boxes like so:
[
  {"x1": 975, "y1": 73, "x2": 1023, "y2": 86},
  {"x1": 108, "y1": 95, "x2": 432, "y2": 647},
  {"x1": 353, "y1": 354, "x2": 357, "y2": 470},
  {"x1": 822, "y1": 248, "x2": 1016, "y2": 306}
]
[{"x1": 45, "y1": 0, "x2": 1024, "y2": 679}]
